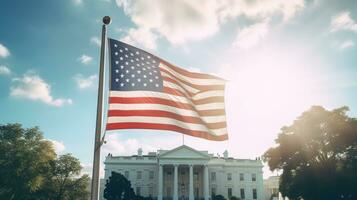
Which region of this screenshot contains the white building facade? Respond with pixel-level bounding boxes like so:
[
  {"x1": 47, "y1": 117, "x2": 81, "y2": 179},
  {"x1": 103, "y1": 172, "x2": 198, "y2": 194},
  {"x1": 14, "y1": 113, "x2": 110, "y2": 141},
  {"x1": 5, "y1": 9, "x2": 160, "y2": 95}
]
[{"x1": 103, "y1": 145, "x2": 264, "y2": 200}]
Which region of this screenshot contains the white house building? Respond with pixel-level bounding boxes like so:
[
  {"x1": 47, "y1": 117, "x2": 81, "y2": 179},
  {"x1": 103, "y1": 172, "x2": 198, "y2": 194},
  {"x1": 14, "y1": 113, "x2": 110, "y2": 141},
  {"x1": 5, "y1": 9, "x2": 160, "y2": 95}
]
[{"x1": 103, "y1": 145, "x2": 264, "y2": 200}]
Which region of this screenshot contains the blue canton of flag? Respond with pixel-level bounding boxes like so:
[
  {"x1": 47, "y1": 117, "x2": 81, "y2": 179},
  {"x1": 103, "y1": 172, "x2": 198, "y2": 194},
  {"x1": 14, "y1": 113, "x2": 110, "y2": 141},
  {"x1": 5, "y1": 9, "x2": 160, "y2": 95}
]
[{"x1": 109, "y1": 39, "x2": 163, "y2": 92}]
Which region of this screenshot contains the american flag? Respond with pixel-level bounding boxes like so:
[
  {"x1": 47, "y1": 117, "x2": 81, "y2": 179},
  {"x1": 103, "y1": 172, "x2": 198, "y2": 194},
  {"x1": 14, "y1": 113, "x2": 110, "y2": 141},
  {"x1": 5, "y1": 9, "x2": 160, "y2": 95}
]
[{"x1": 106, "y1": 38, "x2": 228, "y2": 141}]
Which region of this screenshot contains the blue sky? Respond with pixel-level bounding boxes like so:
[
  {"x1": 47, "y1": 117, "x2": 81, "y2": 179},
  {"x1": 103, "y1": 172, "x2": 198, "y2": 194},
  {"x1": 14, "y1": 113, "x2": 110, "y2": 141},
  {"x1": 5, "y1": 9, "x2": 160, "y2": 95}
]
[{"x1": 1, "y1": 0, "x2": 357, "y2": 177}]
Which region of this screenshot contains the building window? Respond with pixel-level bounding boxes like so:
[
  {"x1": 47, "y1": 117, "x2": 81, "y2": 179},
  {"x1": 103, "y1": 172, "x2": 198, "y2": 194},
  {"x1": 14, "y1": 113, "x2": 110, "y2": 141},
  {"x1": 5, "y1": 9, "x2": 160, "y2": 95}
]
[
  {"x1": 195, "y1": 187, "x2": 199, "y2": 198},
  {"x1": 240, "y1": 188, "x2": 245, "y2": 199},
  {"x1": 124, "y1": 171, "x2": 129, "y2": 179},
  {"x1": 227, "y1": 173, "x2": 232, "y2": 181},
  {"x1": 252, "y1": 173, "x2": 256, "y2": 181},
  {"x1": 228, "y1": 188, "x2": 232, "y2": 198},
  {"x1": 166, "y1": 187, "x2": 171, "y2": 197},
  {"x1": 253, "y1": 189, "x2": 257, "y2": 199},
  {"x1": 211, "y1": 187, "x2": 216, "y2": 197},
  {"x1": 239, "y1": 173, "x2": 244, "y2": 181},
  {"x1": 149, "y1": 171, "x2": 154, "y2": 179},
  {"x1": 211, "y1": 172, "x2": 216, "y2": 181},
  {"x1": 136, "y1": 187, "x2": 141, "y2": 196},
  {"x1": 137, "y1": 171, "x2": 142, "y2": 179},
  {"x1": 167, "y1": 171, "x2": 172, "y2": 176},
  {"x1": 148, "y1": 187, "x2": 153, "y2": 197},
  {"x1": 194, "y1": 172, "x2": 199, "y2": 181}
]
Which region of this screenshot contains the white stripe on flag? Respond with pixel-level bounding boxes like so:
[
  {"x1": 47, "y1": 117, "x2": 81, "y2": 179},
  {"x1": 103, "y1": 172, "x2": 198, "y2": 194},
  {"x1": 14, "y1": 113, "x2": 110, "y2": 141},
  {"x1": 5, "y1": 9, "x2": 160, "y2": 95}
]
[{"x1": 160, "y1": 63, "x2": 225, "y2": 85}]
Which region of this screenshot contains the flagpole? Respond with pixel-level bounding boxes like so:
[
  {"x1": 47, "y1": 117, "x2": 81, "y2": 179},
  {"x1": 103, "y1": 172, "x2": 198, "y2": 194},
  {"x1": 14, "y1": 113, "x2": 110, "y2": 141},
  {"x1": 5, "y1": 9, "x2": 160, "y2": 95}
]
[{"x1": 90, "y1": 16, "x2": 111, "y2": 200}]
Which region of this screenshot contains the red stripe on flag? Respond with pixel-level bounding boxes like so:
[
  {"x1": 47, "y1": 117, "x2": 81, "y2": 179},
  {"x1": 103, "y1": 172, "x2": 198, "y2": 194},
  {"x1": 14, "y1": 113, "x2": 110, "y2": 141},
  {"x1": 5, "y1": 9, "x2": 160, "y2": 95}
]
[
  {"x1": 108, "y1": 110, "x2": 227, "y2": 129},
  {"x1": 106, "y1": 122, "x2": 228, "y2": 141},
  {"x1": 109, "y1": 97, "x2": 195, "y2": 111}
]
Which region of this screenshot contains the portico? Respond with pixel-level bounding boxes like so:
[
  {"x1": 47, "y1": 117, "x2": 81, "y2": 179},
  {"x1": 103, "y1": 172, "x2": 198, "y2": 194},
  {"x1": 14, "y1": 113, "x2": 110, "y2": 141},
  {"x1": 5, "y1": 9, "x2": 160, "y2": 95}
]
[{"x1": 157, "y1": 146, "x2": 210, "y2": 200}]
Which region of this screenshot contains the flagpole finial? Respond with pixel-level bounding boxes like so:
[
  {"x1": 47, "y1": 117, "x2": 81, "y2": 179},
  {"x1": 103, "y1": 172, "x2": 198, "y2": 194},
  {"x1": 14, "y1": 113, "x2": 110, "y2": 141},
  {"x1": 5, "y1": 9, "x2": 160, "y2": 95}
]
[{"x1": 103, "y1": 16, "x2": 111, "y2": 25}]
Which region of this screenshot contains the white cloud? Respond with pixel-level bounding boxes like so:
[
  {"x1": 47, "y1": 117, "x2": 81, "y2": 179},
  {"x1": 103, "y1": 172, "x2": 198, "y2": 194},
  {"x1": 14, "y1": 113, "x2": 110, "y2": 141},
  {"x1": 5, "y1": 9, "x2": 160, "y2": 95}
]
[
  {"x1": 115, "y1": 0, "x2": 304, "y2": 45},
  {"x1": 330, "y1": 11, "x2": 357, "y2": 33},
  {"x1": 90, "y1": 37, "x2": 101, "y2": 47},
  {"x1": 0, "y1": 43, "x2": 10, "y2": 58},
  {"x1": 48, "y1": 139, "x2": 66, "y2": 154},
  {"x1": 116, "y1": 0, "x2": 220, "y2": 45},
  {"x1": 102, "y1": 134, "x2": 157, "y2": 156},
  {"x1": 10, "y1": 73, "x2": 73, "y2": 107},
  {"x1": 80, "y1": 163, "x2": 93, "y2": 177},
  {"x1": 0, "y1": 65, "x2": 11, "y2": 75},
  {"x1": 217, "y1": 0, "x2": 304, "y2": 22},
  {"x1": 233, "y1": 20, "x2": 270, "y2": 49},
  {"x1": 74, "y1": 74, "x2": 98, "y2": 89},
  {"x1": 121, "y1": 27, "x2": 158, "y2": 50},
  {"x1": 337, "y1": 40, "x2": 354, "y2": 50},
  {"x1": 78, "y1": 54, "x2": 93, "y2": 65}
]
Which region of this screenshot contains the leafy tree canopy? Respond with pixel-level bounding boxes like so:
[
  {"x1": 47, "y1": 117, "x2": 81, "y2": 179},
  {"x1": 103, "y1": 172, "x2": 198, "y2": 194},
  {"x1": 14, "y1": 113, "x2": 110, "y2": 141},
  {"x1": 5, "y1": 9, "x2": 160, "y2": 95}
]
[
  {"x1": 38, "y1": 154, "x2": 90, "y2": 200},
  {"x1": 263, "y1": 106, "x2": 357, "y2": 200},
  {"x1": 0, "y1": 123, "x2": 89, "y2": 200},
  {"x1": 0, "y1": 123, "x2": 56, "y2": 199}
]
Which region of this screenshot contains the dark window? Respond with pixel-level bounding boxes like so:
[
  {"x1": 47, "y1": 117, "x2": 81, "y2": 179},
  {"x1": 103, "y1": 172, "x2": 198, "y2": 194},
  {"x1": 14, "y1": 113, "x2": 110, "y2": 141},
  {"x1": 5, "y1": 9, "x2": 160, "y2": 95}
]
[
  {"x1": 227, "y1": 173, "x2": 232, "y2": 181},
  {"x1": 136, "y1": 187, "x2": 141, "y2": 196},
  {"x1": 252, "y1": 173, "x2": 256, "y2": 181},
  {"x1": 167, "y1": 187, "x2": 171, "y2": 197},
  {"x1": 149, "y1": 171, "x2": 154, "y2": 179},
  {"x1": 211, "y1": 188, "x2": 216, "y2": 197},
  {"x1": 228, "y1": 188, "x2": 232, "y2": 198},
  {"x1": 195, "y1": 187, "x2": 199, "y2": 198},
  {"x1": 239, "y1": 173, "x2": 244, "y2": 181},
  {"x1": 240, "y1": 188, "x2": 245, "y2": 199},
  {"x1": 253, "y1": 189, "x2": 257, "y2": 199},
  {"x1": 211, "y1": 172, "x2": 216, "y2": 181},
  {"x1": 137, "y1": 171, "x2": 142, "y2": 179},
  {"x1": 194, "y1": 172, "x2": 199, "y2": 181},
  {"x1": 148, "y1": 187, "x2": 153, "y2": 197}
]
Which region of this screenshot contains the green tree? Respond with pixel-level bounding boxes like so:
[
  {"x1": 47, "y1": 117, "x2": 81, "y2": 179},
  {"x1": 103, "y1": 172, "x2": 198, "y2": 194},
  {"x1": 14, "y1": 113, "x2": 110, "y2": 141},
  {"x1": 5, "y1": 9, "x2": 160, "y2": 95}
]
[
  {"x1": 0, "y1": 123, "x2": 56, "y2": 200},
  {"x1": 38, "y1": 154, "x2": 90, "y2": 200},
  {"x1": 230, "y1": 196, "x2": 240, "y2": 200},
  {"x1": 263, "y1": 106, "x2": 357, "y2": 200},
  {"x1": 104, "y1": 171, "x2": 136, "y2": 200},
  {"x1": 0, "y1": 123, "x2": 90, "y2": 200}
]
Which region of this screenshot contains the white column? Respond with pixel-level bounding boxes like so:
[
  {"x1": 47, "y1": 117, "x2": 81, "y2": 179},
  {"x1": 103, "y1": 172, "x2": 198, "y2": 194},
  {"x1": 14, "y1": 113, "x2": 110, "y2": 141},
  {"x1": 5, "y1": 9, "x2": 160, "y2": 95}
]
[
  {"x1": 189, "y1": 165, "x2": 194, "y2": 200},
  {"x1": 158, "y1": 165, "x2": 163, "y2": 200},
  {"x1": 173, "y1": 165, "x2": 178, "y2": 200},
  {"x1": 204, "y1": 165, "x2": 209, "y2": 200}
]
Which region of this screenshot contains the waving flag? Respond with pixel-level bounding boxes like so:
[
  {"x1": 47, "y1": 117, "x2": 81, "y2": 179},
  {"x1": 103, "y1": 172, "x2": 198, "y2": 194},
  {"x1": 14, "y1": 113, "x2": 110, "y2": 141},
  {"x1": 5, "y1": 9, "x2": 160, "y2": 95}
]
[{"x1": 106, "y1": 38, "x2": 228, "y2": 141}]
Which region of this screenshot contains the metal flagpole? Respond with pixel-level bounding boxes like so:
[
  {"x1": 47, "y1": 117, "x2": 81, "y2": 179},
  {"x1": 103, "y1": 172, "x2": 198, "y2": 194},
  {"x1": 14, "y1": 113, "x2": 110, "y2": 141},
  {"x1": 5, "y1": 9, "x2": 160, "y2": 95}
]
[{"x1": 90, "y1": 16, "x2": 111, "y2": 200}]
